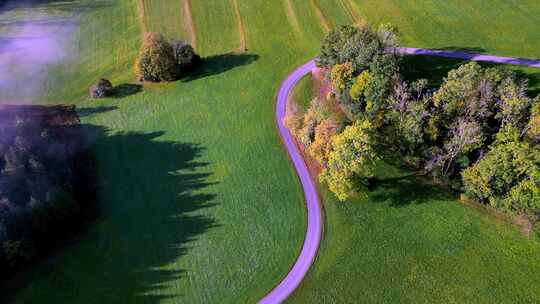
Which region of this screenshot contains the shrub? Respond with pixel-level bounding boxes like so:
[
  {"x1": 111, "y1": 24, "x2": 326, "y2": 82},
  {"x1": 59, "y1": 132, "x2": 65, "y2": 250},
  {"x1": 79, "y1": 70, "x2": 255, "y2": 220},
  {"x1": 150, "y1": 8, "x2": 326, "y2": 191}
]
[
  {"x1": 171, "y1": 40, "x2": 201, "y2": 75},
  {"x1": 135, "y1": 33, "x2": 177, "y2": 82},
  {"x1": 283, "y1": 110, "x2": 303, "y2": 139},
  {"x1": 89, "y1": 78, "x2": 113, "y2": 99}
]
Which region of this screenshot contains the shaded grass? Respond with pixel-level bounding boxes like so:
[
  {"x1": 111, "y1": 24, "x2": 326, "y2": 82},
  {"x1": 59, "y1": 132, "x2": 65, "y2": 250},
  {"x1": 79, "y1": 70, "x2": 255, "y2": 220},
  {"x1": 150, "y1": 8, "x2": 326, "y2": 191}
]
[
  {"x1": 400, "y1": 55, "x2": 540, "y2": 95},
  {"x1": 290, "y1": 74, "x2": 314, "y2": 112}
]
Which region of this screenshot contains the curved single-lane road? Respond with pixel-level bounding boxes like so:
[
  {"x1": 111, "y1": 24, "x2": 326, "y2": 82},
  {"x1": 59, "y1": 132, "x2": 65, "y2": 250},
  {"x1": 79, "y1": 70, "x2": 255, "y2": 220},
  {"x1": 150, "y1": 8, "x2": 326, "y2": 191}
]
[
  {"x1": 260, "y1": 59, "x2": 320, "y2": 304},
  {"x1": 262, "y1": 49, "x2": 540, "y2": 304}
]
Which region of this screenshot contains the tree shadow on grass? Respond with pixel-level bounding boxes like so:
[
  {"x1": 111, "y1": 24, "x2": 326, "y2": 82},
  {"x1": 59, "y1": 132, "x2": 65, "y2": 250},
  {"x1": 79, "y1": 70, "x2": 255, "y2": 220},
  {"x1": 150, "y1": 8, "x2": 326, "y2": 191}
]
[
  {"x1": 438, "y1": 46, "x2": 487, "y2": 53},
  {"x1": 1, "y1": 125, "x2": 218, "y2": 303},
  {"x1": 369, "y1": 175, "x2": 456, "y2": 208},
  {"x1": 182, "y1": 53, "x2": 259, "y2": 82},
  {"x1": 112, "y1": 83, "x2": 143, "y2": 98},
  {"x1": 77, "y1": 105, "x2": 117, "y2": 117},
  {"x1": 400, "y1": 55, "x2": 468, "y2": 88},
  {"x1": 400, "y1": 54, "x2": 540, "y2": 96}
]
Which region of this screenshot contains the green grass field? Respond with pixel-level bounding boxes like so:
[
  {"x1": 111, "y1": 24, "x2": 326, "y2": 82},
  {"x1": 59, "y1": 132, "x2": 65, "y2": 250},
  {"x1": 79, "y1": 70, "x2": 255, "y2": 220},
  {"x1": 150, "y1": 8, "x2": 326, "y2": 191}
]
[{"x1": 2, "y1": 0, "x2": 540, "y2": 303}]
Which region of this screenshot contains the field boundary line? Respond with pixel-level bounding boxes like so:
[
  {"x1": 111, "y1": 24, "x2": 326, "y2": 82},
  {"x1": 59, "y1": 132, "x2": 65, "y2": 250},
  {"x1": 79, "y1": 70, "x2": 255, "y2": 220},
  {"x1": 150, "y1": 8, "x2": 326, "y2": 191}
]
[
  {"x1": 181, "y1": 0, "x2": 197, "y2": 49},
  {"x1": 284, "y1": 0, "x2": 301, "y2": 33},
  {"x1": 310, "y1": 0, "x2": 331, "y2": 33},
  {"x1": 231, "y1": 0, "x2": 247, "y2": 53}
]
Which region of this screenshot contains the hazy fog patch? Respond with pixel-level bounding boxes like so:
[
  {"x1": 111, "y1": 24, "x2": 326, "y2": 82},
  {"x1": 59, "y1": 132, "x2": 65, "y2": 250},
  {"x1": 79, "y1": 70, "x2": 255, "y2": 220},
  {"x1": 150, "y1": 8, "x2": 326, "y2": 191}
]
[{"x1": 0, "y1": 7, "x2": 78, "y2": 103}]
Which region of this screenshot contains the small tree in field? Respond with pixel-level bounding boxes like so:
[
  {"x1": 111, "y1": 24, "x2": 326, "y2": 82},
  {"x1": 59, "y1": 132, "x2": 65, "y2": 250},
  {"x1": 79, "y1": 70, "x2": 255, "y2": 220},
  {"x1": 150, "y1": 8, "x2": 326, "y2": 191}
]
[
  {"x1": 89, "y1": 78, "x2": 113, "y2": 99},
  {"x1": 171, "y1": 40, "x2": 201, "y2": 76},
  {"x1": 135, "y1": 33, "x2": 177, "y2": 82}
]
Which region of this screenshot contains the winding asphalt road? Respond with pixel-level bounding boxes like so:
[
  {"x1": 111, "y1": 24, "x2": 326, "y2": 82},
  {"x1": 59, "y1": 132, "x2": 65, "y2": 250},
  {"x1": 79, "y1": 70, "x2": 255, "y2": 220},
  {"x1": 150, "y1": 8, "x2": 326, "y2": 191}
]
[
  {"x1": 261, "y1": 49, "x2": 540, "y2": 304},
  {"x1": 260, "y1": 59, "x2": 319, "y2": 304}
]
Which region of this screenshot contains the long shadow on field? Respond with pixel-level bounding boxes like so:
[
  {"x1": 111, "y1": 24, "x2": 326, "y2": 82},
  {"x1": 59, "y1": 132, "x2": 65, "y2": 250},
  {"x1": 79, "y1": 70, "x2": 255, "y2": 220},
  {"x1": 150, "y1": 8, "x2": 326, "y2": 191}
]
[
  {"x1": 369, "y1": 175, "x2": 454, "y2": 207},
  {"x1": 2, "y1": 125, "x2": 218, "y2": 303},
  {"x1": 77, "y1": 105, "x2": 118, "y2": 117},
  {"x1": 183, "y1": 53, "x2": 259, "y2": 82}
]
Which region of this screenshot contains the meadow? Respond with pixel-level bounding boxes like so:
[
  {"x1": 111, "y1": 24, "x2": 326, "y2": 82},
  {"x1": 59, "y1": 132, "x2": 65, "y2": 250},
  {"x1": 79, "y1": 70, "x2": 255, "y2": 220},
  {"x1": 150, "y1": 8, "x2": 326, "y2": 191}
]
[{"x1": 1, "y1": 0, "x2": 540, "y2": 303}]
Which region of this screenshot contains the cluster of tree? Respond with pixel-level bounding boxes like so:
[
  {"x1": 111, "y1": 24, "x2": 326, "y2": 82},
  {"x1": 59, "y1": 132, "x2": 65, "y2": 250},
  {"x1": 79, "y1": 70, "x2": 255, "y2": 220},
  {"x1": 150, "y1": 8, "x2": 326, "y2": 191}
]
[
  {"x1": 0, "y1": 106, "x2": 97, "y2": 275},
  {"x1": 287, "y1": 24, "x2": 540, "y2": 222},
  {"x1": 135, "y1": 33, "x2": 201, "y2": 82}
]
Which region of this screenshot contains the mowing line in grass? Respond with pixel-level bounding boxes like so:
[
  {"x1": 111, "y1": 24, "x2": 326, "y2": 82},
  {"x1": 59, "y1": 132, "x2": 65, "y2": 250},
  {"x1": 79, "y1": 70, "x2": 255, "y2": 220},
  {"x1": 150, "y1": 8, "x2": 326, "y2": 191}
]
[
  {"x1": 231, "y1": 0, "x2": 247, "y2": 52},
  {"x1": 284, "y1": 0, "x2": 301, "y2": 33},
  {"x1": 181, "y1": 0, "x2": 197, "y2": 49},
  {"x1": 339, "y1": 0, "x2": 363, "y2": 25},
  {"x1": 310, "y1": 0, "x2": 332, "y2": 33},
  {"x1": 138, "y1": 0, "x2": 147, "y2": 32}
]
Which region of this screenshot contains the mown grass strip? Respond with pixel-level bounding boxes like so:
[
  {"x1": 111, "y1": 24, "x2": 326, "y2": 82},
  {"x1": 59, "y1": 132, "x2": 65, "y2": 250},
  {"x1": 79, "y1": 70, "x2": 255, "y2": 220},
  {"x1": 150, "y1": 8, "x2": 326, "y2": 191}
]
[
  {"x1": 339, "y1": 0, "x2": 363, "y2": 25},
  {"x1": 138, "y1": 0, "x2": 147, "y2": 32},
  {"x1": 284, "y1": 0, "x2": 301, "y2": 33},
  {"x1": 231, "y1": 0, "x2": 247, "y2": 52},
  {"x1": 310, "y1": 0, "x2": 332, "y2": 32},
  {"x1": 181, "y1": 0, "x2": 197, "y2": 48}
]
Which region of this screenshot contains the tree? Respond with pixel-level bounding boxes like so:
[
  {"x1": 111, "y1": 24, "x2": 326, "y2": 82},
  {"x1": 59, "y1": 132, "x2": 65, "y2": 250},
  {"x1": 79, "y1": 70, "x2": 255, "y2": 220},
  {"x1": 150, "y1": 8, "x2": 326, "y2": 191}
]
[
  {"x1": 527, "y1": 98, "x2": 540, "y2": 143},
  {"x1": 317, "y1": 24, "x2": 398, "y2": 72},
  {"x1": 462, "y1": 125, "x2": 540, "y2": 216},
  {"x1": 298, "y1": 98, "x2": 333, "y2": 146},
  {"x1": 135, "y1": 33, "x2": 177, "y2": 82},
  {"x1": 320, "y1": 120, "x2": 379, "y2": 201},
  {"x1": 309, "y1": 118, "x2": 341, "y2": 165},
  {"x1": 170, "y1": 40, "x2": 201, "y2": 76},
  {"x1": 386, "y1": 78, "x2": 430, "y2": 157},
  {"x1": 426, "y1": 118, "x2": 483, "y2": 177},
  {"x1": 349, "y1": 70, "x2": 373, "y2": 101},
  {"x1": 317, "y1": 25, "x2": 359, "y2": 68},
  {"x1": 497, "y1": 78, "x2": 531, "y2": 131},
  {"x1": 330, "y1": 62, "x2": 354, "y2": 93},
  {"x1": 339, "y1": 26, "x2": 385, "y2": 73}
]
